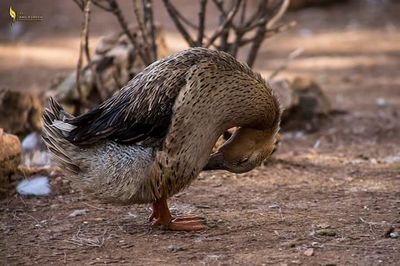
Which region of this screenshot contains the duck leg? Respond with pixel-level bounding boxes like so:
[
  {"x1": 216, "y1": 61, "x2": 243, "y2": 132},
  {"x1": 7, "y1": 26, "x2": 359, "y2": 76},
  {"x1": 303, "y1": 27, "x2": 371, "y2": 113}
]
[{"x1": 151, "y1": 197, "x2": 207, "y2": 231}]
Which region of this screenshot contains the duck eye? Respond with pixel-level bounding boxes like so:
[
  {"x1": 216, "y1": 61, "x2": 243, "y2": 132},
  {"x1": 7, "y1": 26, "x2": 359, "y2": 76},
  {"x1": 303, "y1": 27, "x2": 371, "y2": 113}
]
[{"x1": 238, "y1": 157, "x2": 249, "y2": 164}]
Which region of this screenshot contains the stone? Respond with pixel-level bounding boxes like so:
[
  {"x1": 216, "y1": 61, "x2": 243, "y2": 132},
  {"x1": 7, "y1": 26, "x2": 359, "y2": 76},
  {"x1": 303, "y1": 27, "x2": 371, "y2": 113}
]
[
  {"x1": 69, "y1": 209, "x2": 89, "y2": 217},
  {"x1": 291, "y1": 76, "x2": 331, "y2": 116},
  {"x1": 0, "y1": 89, "x2": 43, "y2": 137},
  {"x1": 304, "y1": 248, "x2": 314, "y2": 256},
  {"x1": 316, "y1": 228, "x2": 337, "y2": 237},
  {"x1": 271, "y1": 76, "x2": 332, "y2": 131},
  {"x1": 0, "y1": 129, "x2": 21, "y2": 198},
  {"x1": 167, "y1": 244, "x2": 186, "y2": 252}
]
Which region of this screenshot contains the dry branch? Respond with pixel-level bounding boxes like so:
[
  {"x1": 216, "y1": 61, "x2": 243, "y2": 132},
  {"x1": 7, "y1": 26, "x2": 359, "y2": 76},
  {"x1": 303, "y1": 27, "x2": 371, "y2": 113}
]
[
  {"x1": 70, "y1": 0, "x2": 293, "y2": 111},
  {"x1": 111, "y1": 0, "x2": 150, "y2": 64},
  {"x1": 205, "y1": 0, "x2": 241, "y2": 48},
  {"x1": 133, "y1": 0, "x2": 150, "y2": 54},
  {"x1": 197, "y1": 0, "x2": 208, "y2": 46},
  {"x1": 73, "y1": 0, "x2": 85, "y2": 10},
  {"x1": 162, "y1": 0, "x2": 293, "y2": 67},
  {"x1": 268, "y1": 47, "x2": 303, "y2": 80},
  {"x1": 267, "y1": 0, "x2": 290, "y2": 29},
  {"x1": 76, "y1": 0, "x2": 91, "y2": 107},
  {"x1": 143, "y1": 0, "x2": 158, "y2": 61},
  {"x1": 162, "y1": 0, "x2": 196, "y2": 47}
]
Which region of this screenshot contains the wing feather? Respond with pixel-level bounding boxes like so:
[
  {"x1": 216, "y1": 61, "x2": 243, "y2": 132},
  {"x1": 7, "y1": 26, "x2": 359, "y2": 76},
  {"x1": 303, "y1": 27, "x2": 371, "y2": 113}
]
[
  {"x1": 64, "y1": 48, "x2": 252, "y2": 146},
  {"x1": 66, "y1": 60, "x2": 184, "y2": 145}
]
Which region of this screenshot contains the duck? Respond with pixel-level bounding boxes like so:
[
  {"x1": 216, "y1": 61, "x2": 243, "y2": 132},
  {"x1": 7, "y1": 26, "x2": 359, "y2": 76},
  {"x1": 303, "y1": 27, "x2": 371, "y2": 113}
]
[{"x1": 42, "y1": 47, "x2": 281, "y2": 231}]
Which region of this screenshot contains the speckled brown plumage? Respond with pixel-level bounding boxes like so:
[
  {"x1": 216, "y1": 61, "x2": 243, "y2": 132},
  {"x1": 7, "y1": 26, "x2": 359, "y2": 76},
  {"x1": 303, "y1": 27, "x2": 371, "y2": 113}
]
[{"x1": 42, "y1": 47, "x2": 281, "y2": 230}]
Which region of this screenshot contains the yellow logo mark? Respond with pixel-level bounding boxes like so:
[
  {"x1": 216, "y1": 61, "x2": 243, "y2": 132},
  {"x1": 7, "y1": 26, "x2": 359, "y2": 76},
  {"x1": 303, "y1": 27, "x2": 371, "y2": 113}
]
[{"x1": 9, "y1": 6, "x2": 17, "y2": 21}]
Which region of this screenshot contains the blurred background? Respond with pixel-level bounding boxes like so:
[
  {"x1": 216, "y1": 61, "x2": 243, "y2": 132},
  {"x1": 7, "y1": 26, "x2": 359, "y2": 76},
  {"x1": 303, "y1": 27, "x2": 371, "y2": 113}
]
[
  {"x1": 1, "y1": 0, "x2": 399, "y2": 96},
  {"x1": 1, "y1": 1, "x2": 400, "y2": 265}
]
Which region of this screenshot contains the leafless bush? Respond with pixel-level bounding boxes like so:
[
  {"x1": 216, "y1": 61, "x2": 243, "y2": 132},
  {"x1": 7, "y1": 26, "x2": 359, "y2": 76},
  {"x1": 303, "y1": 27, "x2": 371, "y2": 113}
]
[
  {"x1": 71, "y1": 0, "x2": 293, "y2": 109},
  {"x1": 162, "y1": 0, "x2": 294, "y2": 67}
]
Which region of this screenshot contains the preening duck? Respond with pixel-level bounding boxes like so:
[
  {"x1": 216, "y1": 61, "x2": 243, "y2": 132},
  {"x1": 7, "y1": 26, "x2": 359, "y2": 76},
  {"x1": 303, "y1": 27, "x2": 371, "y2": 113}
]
[{"x1": 42, "y1": 47, "x2": 281, "y2": 231}]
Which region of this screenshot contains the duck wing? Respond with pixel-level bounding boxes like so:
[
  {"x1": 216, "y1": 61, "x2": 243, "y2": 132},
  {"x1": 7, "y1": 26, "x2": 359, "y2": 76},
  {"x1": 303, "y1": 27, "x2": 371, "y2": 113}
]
[
  {"x1": 65, "y1": 47, "x2": 248, "y2": 146},
  {"x1": 66, "y1": 61, "x2": 187, "y2": 146}
]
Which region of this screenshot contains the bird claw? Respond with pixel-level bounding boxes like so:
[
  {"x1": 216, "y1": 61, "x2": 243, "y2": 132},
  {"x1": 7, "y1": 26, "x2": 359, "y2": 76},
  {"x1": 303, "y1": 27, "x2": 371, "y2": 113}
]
[
  {"x1": 152, "y1": 216, "x2": 207, "y2": 231},
  {"x1": 173, "y1": 215, "x2": 206, "y2": 222},
  {"x1": 149, "y1": 197, "x2": 207, "y2": 231},
  {"x1": 168, "y1": 218, "x2": 208, "y2": 231}
]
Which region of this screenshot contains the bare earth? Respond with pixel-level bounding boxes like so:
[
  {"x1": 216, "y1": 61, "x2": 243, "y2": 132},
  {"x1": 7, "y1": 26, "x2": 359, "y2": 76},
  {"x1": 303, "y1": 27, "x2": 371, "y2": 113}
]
[{"x1": 1, "y1": 1, "x2": 400, "y2": 265}]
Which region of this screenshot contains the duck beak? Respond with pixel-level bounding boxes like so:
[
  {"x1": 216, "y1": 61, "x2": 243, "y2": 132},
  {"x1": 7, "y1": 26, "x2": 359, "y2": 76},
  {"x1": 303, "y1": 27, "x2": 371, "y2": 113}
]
[{"x1": 203, "y1": 151, "x2": 225, "y2": 171}]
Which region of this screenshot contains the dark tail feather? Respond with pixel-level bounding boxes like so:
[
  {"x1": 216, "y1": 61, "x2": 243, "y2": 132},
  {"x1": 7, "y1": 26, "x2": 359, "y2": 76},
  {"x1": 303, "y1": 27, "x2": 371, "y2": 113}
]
[{"x1": 42, "y1": 98, "x2": 80, "y2": 174}]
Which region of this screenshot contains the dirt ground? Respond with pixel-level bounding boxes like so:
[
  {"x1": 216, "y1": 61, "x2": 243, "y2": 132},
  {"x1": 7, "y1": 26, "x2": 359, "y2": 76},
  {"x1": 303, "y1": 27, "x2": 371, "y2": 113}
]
[{"x1": 1, "y1": 0, "x2": 400, "y2": 265}]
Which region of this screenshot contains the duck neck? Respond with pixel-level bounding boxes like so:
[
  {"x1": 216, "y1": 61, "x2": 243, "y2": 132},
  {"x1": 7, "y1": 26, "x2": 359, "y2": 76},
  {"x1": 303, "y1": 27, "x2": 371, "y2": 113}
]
[{"x1": 155, "y1": 62, "x2": 280, "y2": 197}]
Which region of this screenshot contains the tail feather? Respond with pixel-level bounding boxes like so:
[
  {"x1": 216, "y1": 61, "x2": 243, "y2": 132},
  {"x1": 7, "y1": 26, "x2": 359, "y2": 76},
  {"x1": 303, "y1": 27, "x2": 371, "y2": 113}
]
[{"x1": 42, "y1": 98, "x2": 80, "y2": 174}]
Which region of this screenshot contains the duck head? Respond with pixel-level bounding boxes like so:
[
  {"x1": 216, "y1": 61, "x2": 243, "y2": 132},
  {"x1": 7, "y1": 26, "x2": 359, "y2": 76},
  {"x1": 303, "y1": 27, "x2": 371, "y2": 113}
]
[{"x1": 204, "y1": 127, "x2": 280, "y2": 173}]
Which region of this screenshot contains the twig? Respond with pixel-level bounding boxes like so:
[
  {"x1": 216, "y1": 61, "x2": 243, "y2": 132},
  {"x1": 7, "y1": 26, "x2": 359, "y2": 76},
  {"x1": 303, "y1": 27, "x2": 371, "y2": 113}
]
[
  {"x1": 217, "y1": 0, "x2": 230, "y2": 51},
  {"x1": 239, "y1": 0, "x2": 246, "y2": 25},
  {"x1": 83, "y1": 1, "x2": 107, "y2": 101},
  {"x1": 169, "y1": 6, "x2": 198, "y2": 29},
  {"x1": 162, "y1": 0, "x2": 196, "y2": 47},
  {"x1": 143, "y1": 0, "x2": 158, "y2": 61},
  {"x1": 268, "y1": 47, "x2": 303, "y2": 80},
  {"x1": 266, "y1": 0, "x2": 290, "y2": 30},
  {"x1": 133, "y1": 0, "x2": 150, "y2": 56},
  {"x1": 245, "y1": 0, "x2": 269, "y2": 67},
  {"x1": 73, "y1": 0, "x2": 85, "y2": 10},
  {"x1": 18, "y1": 195, "x2": 27, "y2": 207},
  {"x1": 23, "y1": 213, "x2": 41, "y2": 225},
  {"x1": 212, "y1": 0, "x2": 239, "y2": 32},
  {"x1": 239, "y1": 21, "x2": 296, "y2": 45},
  {"x1": 230, "y1": 0, "x2": 247, "y2": 56},
  {"x1": 76, "y1": 0, "x2": 91, "y2": 107},
  {"x1": 205, "y1": 0, "x2": 241, "y2": 48},
  {"x1": 359, "y1": 217, "x2": 376, "y2": 236},
  {"x1": 66, "y1": 227, "x2": 107, "y2": 247},
  {"x1": 241, "y1": 0, "x2": 265, "y2": 30},
  {"x1": 246, "y1": 0, "x2": 290, "y2": 67},
  {"x1": 108, "y1": 0, "x2": 150, "y2": 64},
  {"x1": 92, "y1": 0, "x2": 113, "y2": 11},
  {"x1": 83, "y1": 3, "x2": 91, "y2": 64},
  {"x1": 197, "y1": 0, "x2": 208, "y2": 46},
  {"x1": 359, "y1": 217, "x2": 387, "y2": 226}
]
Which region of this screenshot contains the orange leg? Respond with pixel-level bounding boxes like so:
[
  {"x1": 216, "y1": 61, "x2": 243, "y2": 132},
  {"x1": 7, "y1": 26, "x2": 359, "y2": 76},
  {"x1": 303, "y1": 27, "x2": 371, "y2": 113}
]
[{"x1": 150, "y1": 197, "x2": 207, "y2": 231}]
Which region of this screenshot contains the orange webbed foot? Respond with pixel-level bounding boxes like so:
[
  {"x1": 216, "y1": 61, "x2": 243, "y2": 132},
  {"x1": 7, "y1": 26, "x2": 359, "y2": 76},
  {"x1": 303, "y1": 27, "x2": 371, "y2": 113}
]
[
  {"x1": 152, "y1": 216, "x2": 207, "y2": 231},
  {"x1": 168, "y1": 218, "x2": 207, "y2": 231},
  {"x1": 150, "y1": 197, "x2": 207, "y2": 231}
]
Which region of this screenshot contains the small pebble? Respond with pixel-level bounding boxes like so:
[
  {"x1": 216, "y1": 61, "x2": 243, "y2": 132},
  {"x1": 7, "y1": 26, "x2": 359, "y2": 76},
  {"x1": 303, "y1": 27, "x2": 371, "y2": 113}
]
[
  {"x1": 68, "y1": 209, "x2": 88, "y2": 217},
  {"x1": 167, "y1": 244, "x2": 185, "y2": 252},
  {"x1": 390, "y1": 232, "x2": 400, "y2": 238},
  {"x1": 304, "y1": 248, "x2": 314, "y2": 256},
  {"x1": 317, "y1": 223, "x2": 331, "y2": 229},
  {"x1": 316, "y1": 229, "x2": 336, "y2": 236},
  {"x1": 268, "y1": 204, "x2": 280, "y2": 209},
  {"x1": 375, "y1": 97, "x2": 387, "y2": 107}
]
